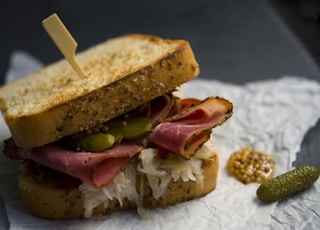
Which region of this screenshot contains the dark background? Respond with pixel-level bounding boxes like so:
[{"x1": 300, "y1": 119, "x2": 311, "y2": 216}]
[
  {"x1": 0, "y1": 0, "x2": 319, "y2": 85},
  {"x1": 0, "y1": 0, "x2": 320, "y2": 228}
]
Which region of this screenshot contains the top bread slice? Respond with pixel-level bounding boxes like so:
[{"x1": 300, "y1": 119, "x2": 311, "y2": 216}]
[{"x1": 0, "y1": 34, "x2": 199, "y2": 148}]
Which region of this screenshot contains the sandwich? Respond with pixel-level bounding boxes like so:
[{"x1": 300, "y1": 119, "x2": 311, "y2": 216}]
[{"x1": 0, "y1": 34, "x2": 233, "y2": 219}]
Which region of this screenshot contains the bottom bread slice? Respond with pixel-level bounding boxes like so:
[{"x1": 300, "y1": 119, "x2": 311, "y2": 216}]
[{"x1": 18, "y1": 154, "x2": 219, "y2": 219}]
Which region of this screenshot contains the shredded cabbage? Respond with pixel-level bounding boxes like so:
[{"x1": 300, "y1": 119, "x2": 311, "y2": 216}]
[
  {"x1": 137, "y1": 141, "x2": 216, "y2": 200},
  {"x1": 79, "y1": 161, "x2": 139, "y2": 218},
  {"x1": 195, "y1": 140, "x2": 217, "y2": 160},
  {"x1": 79, "y1": 140, "x2": 216, "y2": 218},
  {"x1": 137, "y1": 148, "x2": 166, "y2": 177}
]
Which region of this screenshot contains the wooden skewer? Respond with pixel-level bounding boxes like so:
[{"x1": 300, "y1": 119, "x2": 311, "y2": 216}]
[{"x1": 42, "y1": 13, "x2": 86, "y2": 78}]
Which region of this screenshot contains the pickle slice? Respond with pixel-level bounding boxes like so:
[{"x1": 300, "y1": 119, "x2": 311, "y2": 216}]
[
  {"x1": 60, "y1": 117, "x2": 152, "y2": 152},
  {"x1": 256, "y1": 165, "x2": 320, "y2": 203},
  {"x1": 106, "y1": 128, "x2": 123, "y2": 145},
  {"x1": 108, "y1": 117, "x2": 152, "y2": 140},
  {"x1": 79, "y1": 133, "x2": 116, "y2": 152},
  {"x1": 61, "y1": 133, "x2": 115, "y2": 152}
]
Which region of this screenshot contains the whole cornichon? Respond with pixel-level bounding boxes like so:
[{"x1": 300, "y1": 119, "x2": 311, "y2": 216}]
[{"x1": 256, "y1": 165, "x2": 320, "y2": 202}]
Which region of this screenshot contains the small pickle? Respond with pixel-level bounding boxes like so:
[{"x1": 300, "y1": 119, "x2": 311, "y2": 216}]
[
  {"x1": 257, "y1": 165, "x2": 320, "y2": 203},
  {"x1": 227, "y1": 146, "x2": 275, "y2": 184},
  {"x1": 61, "y1": 117, "x2": 152, "y2": 152},
  {"x1": 106, "y1": 128, "x2": 123, "y2": 145},
  {"x1": 108, "y1": 117, "x2": 152, "y2": 140},
  {"x1": 79, "y1": 133, "x2": 116, "y2": 152},
  {"x1": 61, "y1": 133, "x2": 115, "y2": 152}
]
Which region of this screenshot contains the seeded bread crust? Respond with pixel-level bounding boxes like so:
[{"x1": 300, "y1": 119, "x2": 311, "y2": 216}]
[
  {"x1": 19, "y1": 154, "x2": 218, "y2": 219},
  {"x1": 0, "y1": 34, "x2": 199, "y2": 148}
]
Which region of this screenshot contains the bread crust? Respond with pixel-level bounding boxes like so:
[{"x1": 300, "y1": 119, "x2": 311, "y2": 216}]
[
  {"x1": 0, "y1": 34, "x2": 199, "y2": 148},
  {"x1": 19, "y1": 154, "x2": 218, "y2": 219}
]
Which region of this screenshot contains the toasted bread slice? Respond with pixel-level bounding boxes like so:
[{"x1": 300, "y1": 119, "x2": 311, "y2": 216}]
[
  {"x1": 19, "y1": 153, "x2": 218, "y2": 219},
  {"x1": 0, "y1": 34, "x2": 199, "y2": 147}
]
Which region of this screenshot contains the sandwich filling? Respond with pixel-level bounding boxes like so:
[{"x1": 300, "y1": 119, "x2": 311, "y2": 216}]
[
  {"x1": 3, "y1": 92, "x2": 233, "y2": 217},
  {"x1": 80, "y1": 140, "x2": 216, "y2": 218}
]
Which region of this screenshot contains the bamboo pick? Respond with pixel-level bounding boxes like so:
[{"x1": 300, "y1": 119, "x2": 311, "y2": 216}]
[{"x1": 42, "y1": 13, "x2": 86, "y2": 78}]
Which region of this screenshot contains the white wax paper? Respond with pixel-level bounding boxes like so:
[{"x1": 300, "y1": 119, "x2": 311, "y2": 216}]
[{"x1": 0, "y1": 51, "x2": 319, "y2": 229}]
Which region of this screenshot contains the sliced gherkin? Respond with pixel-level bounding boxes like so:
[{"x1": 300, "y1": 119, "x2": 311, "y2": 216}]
[
  {"x1": 61, "y1": 133, "x2": 115, "y2": 152},
  {"x1": 108, "y1": 117, "x2": 152, "y2": 140},
  {"x1": 106, "y1": 127, "x2": 123, "y2": 145},
  {"x1": 60, "y1": 117, "x2": 152, "y2": 152},
  {"x1": 256, "y1": 165, "x2": 320, "y2": 203},
  {"x1": 79, "y1": 133, "x2": 116, "y2": 152}
]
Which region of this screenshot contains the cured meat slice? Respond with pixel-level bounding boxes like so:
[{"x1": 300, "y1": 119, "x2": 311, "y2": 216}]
[
  {"x1": 149, "y1": 97, "x2": 233, "y2": 158},
  {"x1": 4, "y1": 138, "x2": 142, "y2": 187},
  {"x1": 135, "y1": 93, "x2": 176, "y2": 124}
]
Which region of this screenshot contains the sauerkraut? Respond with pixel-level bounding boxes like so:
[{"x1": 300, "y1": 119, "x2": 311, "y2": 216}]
[
  {"x1": 79, "y1": 161, "x2": 139, "y2": 218},
  {"x1": 79, "y1": 140, "x2": 216, "y2": 218}
]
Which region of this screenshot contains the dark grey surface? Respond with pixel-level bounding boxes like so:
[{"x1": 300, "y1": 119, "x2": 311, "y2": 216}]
[
  {"x1": 0, "y1": 195, "x2": 9, "y2": 229},
  {"x1": 271, "y1": 0, "x2": 320, "y2": 67},
  {"x1": 1, "y1": 0, "x2": 319, "y2": 84},
  {"x1": 0, "y1": 0, "x2": 319, "y2": 229}
]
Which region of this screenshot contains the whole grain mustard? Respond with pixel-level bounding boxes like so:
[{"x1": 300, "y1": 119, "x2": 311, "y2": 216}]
[{"x1": 227, "y1": 146, "x2": 275, "y2": 184}]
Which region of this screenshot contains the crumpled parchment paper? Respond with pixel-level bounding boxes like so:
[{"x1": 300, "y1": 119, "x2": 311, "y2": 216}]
[{"x1": 0, "y1": 51, "x2": 319, "y2": 230}]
